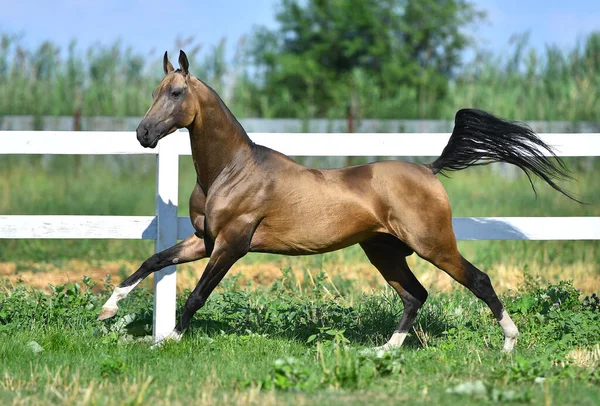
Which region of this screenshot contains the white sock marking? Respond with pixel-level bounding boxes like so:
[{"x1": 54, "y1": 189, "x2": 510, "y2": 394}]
[
  {"x1": 150, "y1": 329, "x2": 183, "y2": 349},
  {"x1": 499, "y1": 309, "x2": 519, "y2": 352},
  {"x1": 375, "y1": 331, "x2": 408, "y2": 350},
  {"x1": 102, "y1": 280, "x2": 140, "y2": 309}
]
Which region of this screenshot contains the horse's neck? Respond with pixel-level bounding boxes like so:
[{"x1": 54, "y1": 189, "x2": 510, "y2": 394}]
[{"x1": 188, "y1": 85, "x2": 253, "y2": 192}]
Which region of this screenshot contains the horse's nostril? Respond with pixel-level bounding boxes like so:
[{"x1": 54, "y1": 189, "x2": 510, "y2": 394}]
[{"x1": 136, "y1": 123, "x2": 151, "y2": 145}]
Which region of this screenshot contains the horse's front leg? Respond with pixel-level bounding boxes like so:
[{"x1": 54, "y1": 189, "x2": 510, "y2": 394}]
[
  {"x1": 98, "y1": 232, "x2": 207, "y2": 320},
  {"x1": 154, "y1": 223, "x2": 253, "y2": 345}
]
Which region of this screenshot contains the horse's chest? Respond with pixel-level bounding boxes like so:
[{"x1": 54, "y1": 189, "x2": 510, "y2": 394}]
[{"x1": 203, "y1": 190, "x2": 262, "y2": 235}]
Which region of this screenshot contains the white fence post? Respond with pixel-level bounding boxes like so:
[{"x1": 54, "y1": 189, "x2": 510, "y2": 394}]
[{"x1": 153, "y1": 134, "x2": 180, "y2": 341}]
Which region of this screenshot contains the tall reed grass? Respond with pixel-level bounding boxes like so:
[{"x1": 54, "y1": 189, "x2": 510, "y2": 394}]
[
  {"x1": 0, "y1": 34, "x2": 229, "y2": 119},
  {"x1": 0, "y1": 31, "x2": 598, "y2": 120}
]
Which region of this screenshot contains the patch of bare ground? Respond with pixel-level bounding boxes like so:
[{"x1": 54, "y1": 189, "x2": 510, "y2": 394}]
[
  {"x1": 565, "y1": 344, "x2": 600, "y2": 368},
  {"x1": 1, "y1": 256, "x2": 598, "y2": 294}
]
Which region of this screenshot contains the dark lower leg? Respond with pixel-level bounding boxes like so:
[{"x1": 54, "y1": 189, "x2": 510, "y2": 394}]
[
  {"x1": 361, "y1": 237, "x2": 428, "y2": 348},
  {"x1": 380, "y1": 264, "x2": 428, "y2": 348},
  {"x1": 445, "y1": 255, "x2": 504, "y2": 320},
  {"x1": 174, "y1": 249, "x2": 243, "y2": 334},
  {"x1": 99, "y1": 234, "x2": 206, "y2": 319},
  {"x1": 395, "y1": 286, "x2": 426, "y2": 333},
  {"x1": 432, "y1": 253, "x2": 519, "y2": 351},
  {"x1": 120, "y1": 234, "x2": 207, "y2": 288}
]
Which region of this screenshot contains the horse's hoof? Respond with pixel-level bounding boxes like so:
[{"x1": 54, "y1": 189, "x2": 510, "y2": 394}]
[
  {"x1": 150, "y1": 331, "x2": 182, "y2": 350},
  {"x1": 502, "y1": 336, "x2": 517, "y2": 353},
  {"x1": 149, "y1": 340, "x2": 165, "y2": 350},
  {"x1": 97, "y1": 306, "x2": 118, "y2": 320},
  {"x1": 359, "y1": 347, "x2": 376, "y2": 356},
  {"x1": 373, "y1": 344, "x2": 396, "y2": 352},
  {"x1": 360, "y1": 345, "x2": 396, "y2": 357}
]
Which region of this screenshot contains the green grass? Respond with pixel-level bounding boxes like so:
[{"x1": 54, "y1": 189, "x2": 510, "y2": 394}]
[{"x1": 1, "y1": 275, "x2": 599, "y2": 404}]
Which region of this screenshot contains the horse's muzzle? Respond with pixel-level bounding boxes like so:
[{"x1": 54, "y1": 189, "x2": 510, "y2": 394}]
[{"x1": 136, "y1": 123, "x2": 159, "y2": 148}]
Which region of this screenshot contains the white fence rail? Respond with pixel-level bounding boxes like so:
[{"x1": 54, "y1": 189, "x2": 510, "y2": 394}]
[{"x1": 1, "y1": 130, "x2": 599, "y2": 340}]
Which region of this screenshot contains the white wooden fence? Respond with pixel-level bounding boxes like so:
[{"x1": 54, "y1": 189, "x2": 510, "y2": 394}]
[{"x1": 1, "y1": 130, "x2": 599, "y2": 340}]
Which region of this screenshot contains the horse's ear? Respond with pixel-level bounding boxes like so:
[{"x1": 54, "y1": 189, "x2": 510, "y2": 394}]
[
  {"x1": 163, "y1": 51, "x2": 174, "y2": 75},
  {"x1": 178, "y1": 50, "x2": 189, "y2": 75}
]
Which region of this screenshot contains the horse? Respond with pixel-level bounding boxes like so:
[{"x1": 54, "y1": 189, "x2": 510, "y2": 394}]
[{"x1": 99, "y1": 50, "x2": 579, "y2": 352}]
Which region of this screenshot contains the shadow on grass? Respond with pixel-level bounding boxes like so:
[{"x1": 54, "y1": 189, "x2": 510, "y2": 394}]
[
  {"x1": 0, "y1": 277, "x2": 463, "y2": 349},
  {"x1": 118, "y1": 290, "x2": 462, "y2": 349}
]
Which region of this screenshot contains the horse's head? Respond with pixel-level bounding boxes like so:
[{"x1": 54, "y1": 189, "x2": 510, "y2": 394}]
[{"x1": 136, "y1": 50, "x2": 197, "y2": 148}]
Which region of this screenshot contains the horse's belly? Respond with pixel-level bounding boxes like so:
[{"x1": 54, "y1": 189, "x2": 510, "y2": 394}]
[{"x1": 249, "y1": 210, "x2": 381, "y2": 255}]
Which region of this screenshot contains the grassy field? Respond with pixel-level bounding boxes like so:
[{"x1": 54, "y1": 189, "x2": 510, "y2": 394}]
[
  {"x1": 1, "y1": 154, "x2": 599, "y2": 404},
  {"x1": 1, "y1": 274, "x2": 599, "y2": 405}
]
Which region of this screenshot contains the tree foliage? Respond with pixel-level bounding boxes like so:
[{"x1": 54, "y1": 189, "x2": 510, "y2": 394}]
[{"x1": 246, "y1": 0, "x2": 485, "y2": 118}]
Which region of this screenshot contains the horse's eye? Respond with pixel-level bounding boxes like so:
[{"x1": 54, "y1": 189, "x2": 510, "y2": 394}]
[{"x1": 171, "y1": 89, "x2": 183, "y2": 98}]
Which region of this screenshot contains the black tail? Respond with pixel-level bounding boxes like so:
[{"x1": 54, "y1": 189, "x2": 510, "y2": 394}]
[{"x1": 431, "y1": 109, "x2": 581, "y2": 202}]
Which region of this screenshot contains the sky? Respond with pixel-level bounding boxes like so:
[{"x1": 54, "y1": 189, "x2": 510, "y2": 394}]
[{"x1": 1, "y1": 0, "x2": 599, "y2": 63}]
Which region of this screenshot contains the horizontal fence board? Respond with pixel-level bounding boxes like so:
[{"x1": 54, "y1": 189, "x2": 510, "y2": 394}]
[
  {"x1": 0, "y1": 216, "x2": 157, "y2": 239},
  {"x1": 453, "y1": 217, "x2": 600, "y2": 240},
  {"x1": 175, "y1": 132, "x2": 600, "y2": 157},
  {"x1": 4, "y1": 115, "x2": 599, "y2": 134},
  {"x1": 0, "y1": 131, "x2": 158, "y2": 155},
  {"x1": 3, "y1": 131, "x2": 600, "y2": 157},
  {"x1": 2, "y1": 216, "x2": 598, "y2": 241},
  {"x1": 537, "y1": 134, "x2": 600, "y2": 157},
  {"x1": 177, "y1": 216, "x2": 600, "y2": 241}
]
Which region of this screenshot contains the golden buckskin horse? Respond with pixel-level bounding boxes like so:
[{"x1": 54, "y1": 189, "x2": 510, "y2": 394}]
[{"x1": 99, "y1": 51, "x2": 579, "y2": 352}]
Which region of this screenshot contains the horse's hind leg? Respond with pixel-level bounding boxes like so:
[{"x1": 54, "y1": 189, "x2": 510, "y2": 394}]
[
  {"x1": 98, "y1": 233, "x2": 207, "y2": 320},
  {"x1": 417, "y1": 231, "x2": 519, "y2": 352},
  {"x1": 360, "y1": 235, "x2": 428, "y2": 350}
]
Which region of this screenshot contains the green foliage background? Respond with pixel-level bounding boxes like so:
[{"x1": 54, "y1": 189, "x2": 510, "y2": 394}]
[{"x1": 0, "y1": 0, "x2": 598, "y2": 121}]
